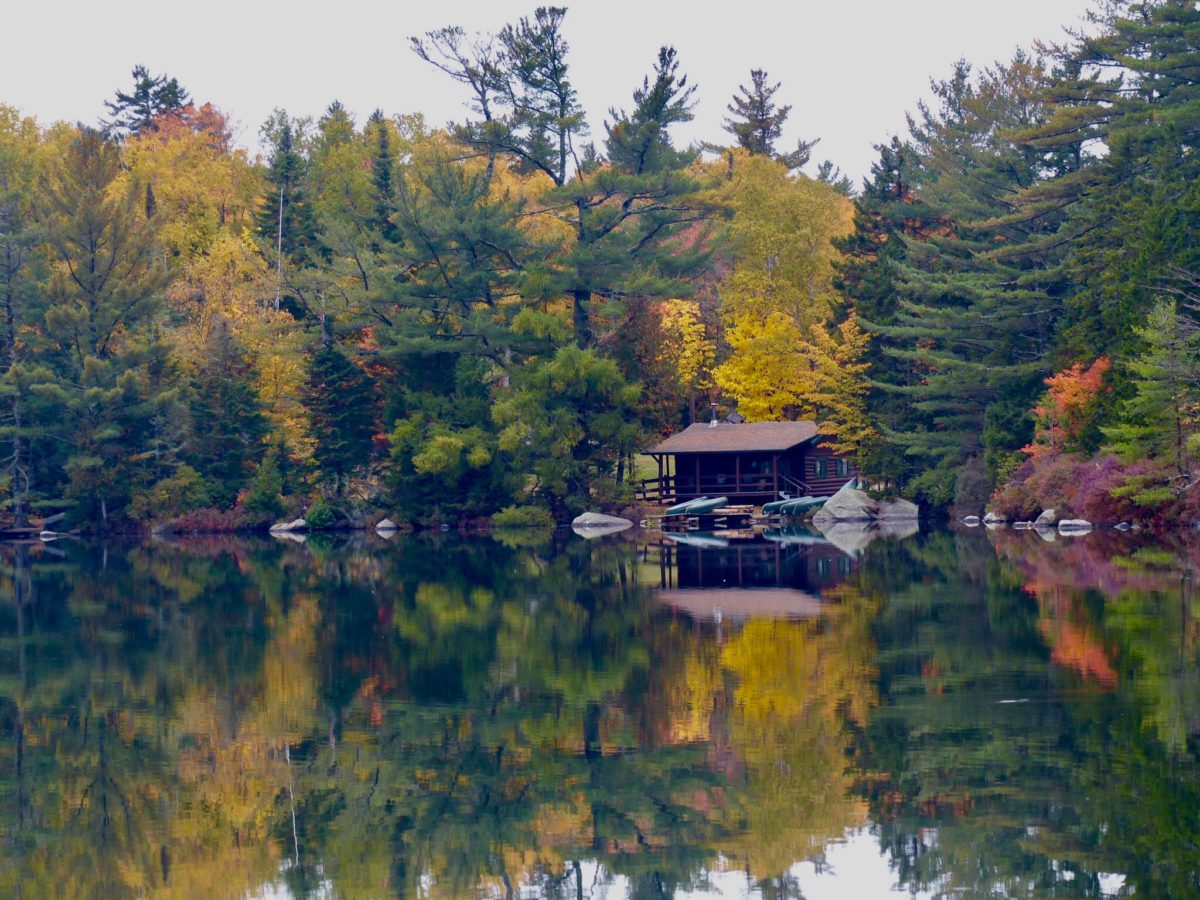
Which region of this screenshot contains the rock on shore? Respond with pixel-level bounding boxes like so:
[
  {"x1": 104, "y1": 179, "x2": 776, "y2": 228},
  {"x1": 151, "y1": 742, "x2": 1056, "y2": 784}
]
[{"x1": 811, "y1": 483, "x2": 919, "y2": 525}]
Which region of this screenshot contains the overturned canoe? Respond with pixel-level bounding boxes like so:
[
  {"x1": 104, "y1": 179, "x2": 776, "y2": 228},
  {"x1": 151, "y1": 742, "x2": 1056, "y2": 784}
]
[
  {"x1": 682, "y1": 497, "x2": 730, "y2": 516},
  {"x1": 778, "y1": 496, "x2": 828, "y2": 516},
  {"x1": 664, "y1": 496, "x2": 708, "y2": 517}
]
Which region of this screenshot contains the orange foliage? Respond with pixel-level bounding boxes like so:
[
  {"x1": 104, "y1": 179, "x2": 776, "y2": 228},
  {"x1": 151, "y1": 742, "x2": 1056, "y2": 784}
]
[
  {"x1": 1022, "y1": 356, "x2": 1111, "y2": 460},
  {"x1": 148, "y1": 102, "x2": 233, "y2": 153}
]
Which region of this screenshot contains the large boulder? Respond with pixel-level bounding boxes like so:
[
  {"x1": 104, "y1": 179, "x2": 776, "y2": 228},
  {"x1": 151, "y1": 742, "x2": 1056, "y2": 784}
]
[
  {"x1": 572, "y1": 512, "x2": 633, "y2": 529},
  {"x1": 572, "y1": 511, "x2": 634, "y2": 539},
  {"x1": 812, "y1": 484, "x2": 878, "y2": 525},
  {"x1": 269, "y1": 518, "x2": 307, "y2": 533},
  {"x1": 877, "y1": 498, "x2": 919, "y2": 520},
  {"x1": 375, "y1": 517, "x2": 399, "y2": 532},
  {"x1": 983, "y1": 511, "x2": 1007, "y2": 525},
  {"x1": 1034, "y1": 508, "x2": 1058, "y2": 527}
]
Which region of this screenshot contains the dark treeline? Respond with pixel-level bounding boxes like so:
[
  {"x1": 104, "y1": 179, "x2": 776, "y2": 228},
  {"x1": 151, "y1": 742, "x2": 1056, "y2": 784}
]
[{"x1": 3, "y1": 1, "x2": 1200, "y2": 530}]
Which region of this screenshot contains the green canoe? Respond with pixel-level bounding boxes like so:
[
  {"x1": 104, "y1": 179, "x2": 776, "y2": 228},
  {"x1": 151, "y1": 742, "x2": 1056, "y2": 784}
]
[
  {"x1": 683, "y1": 496, "x2": 730, "y2": 515},
  {"x1": 664, "y1": 496, "x2": 708, "y2": 517},
  {"x1": 778, "y1": 495, "x2": 828, "y2": 516}
]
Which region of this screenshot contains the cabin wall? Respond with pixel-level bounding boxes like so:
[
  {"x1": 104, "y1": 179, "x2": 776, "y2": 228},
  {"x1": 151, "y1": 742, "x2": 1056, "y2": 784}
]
[
  {"x1": 801, "y1": 443, "x2": 857, "y2": 496},
  {"x1": 670, "y1": 452, "x2": 778, "y2": 501}
]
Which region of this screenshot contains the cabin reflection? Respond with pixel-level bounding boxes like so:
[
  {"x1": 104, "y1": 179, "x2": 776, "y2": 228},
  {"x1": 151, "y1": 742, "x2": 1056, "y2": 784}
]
[{"x1": 647, "y1": 530, "x2": 858, "y2": 623}]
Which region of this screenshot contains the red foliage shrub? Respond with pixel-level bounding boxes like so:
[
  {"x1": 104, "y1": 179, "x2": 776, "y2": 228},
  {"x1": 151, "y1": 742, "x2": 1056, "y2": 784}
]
[
  {"x1": 993, "y1": 453, "x2": 1171, "y2": 524},
  {"x1": 155, "y1": 502, "x2": 279, "y2": 534}
]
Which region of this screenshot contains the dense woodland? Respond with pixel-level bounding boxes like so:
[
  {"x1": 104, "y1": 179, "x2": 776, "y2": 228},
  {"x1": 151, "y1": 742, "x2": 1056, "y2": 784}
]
[{"x1": 5, "y1": 0, "x2": 1200, "y2": 529}]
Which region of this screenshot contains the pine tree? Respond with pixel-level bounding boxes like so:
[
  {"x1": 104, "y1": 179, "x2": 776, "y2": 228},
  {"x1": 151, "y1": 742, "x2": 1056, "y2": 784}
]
[
  {"x1": 1104, "y1": 300, "x2": 1200, "y2": 479},
  {"x1": 256, "y1": 111, "x2": 318, "y2": 280},
  {"x1": 869, "y1": 56, "x2": 1080, "y2": 507},
  {"x1": 723, "y1": 69, "x2": 817, "y2": 169},
  {"x1": 0, "y1": 108, "x2": 43, "y2": 526},
  {"x1": 103, "y1": 65, "x2": 190, "y2": 137},
  {"x1": 33, "y1": 127, "x2": 175, "y2": 522},
  {"x1": 413, "y1": 7, "x2": 585, "y2": 188},
  {"x1": 414, "y1": 17, "x2": 719, "y2": 347},
  {"x1": 304, "y1": 332, "x2": 379, "y2": 494},
  {"x1": 187, "y1": 321, "x2": 270, "y2": 505},
  {"x1": 833, "y1": 137, "x2": 933, "y2": 484},
  {"x1": 367, "y1": 110, "x2": 399, "y2": 243},
  {"x1": 557, "y1": 44, "x2": 718, "y2": 346}
]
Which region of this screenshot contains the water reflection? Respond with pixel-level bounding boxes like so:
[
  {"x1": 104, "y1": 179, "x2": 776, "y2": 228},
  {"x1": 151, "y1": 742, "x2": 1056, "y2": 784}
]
[{"x1": 0, "y1": 529, "x2": 1197, "y2": 897}]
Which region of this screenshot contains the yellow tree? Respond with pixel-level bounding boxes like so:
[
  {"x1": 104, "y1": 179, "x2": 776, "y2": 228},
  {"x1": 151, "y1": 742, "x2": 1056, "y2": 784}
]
[
  {"x1": 711, "y1": 150, "x2": 852, "y2": 330},
  {"x1": 804, "y1": 314, "x2": 877, "y2": 461},
  {"x1": 709, "y1": 150, "x2": 855, "y2": 424},
  {"x1": 713, "y1": 310, "x2": 807, "y2": 420},
  {"x1": 656, "y1": 298, "x2": 716, "y2": 422}
]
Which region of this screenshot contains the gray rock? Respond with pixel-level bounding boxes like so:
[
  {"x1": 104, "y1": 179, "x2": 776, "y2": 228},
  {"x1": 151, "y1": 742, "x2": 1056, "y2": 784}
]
[
  {"x1": 572, "y1": 511, "x2": 634, "y2": 539},
  {"x1": 983, "y1": 511, "x2": 1007, "y2": 525},
  {"x1": 269, "y1": 518, "x2": 307, "y2": 533},
  {"x1": 1034, "y1": 508, "x2": 1058, "y2": 527},
  {"x1": 960, "y1": 515, "x2": 981, "y2": 527},
  {"x1": 812, "y1": 484, "x2": 878, "y2": 525},
  {"x1": 1034, "y1": 525, "x2": 1057, "y2": 543},
  {"x1": 1058, "y1": 518, "x2": 1093, "y2": 534},
  {"x1": 1013, "y1": 521, "x2": 1034, "y2": 530},
  {"x1": 877, "y1": 498, "x2": 920, "y2": 520},
  {"x1": 572, "y1": 512, "x2": 634, "y2": 529},
  {"x1": 1114, "y1": 521, "x2": 1132, "y2": 531},
  {"x1": 375, "y1": 518, "x2": 399, "y2": 532}
]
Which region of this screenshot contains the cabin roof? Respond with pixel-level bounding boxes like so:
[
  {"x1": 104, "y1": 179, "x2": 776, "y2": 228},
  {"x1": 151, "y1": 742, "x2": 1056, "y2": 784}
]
[{"x1": 649, "y1": 421, "x2": 820, "y2": 454}]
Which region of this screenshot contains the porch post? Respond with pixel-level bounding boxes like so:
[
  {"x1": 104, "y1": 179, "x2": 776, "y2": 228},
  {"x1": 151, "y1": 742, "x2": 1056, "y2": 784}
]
[
  {"x1": 772, "y1": 454, "x2": 779, "y2": 497},
  {"x1": 735, "y1": 454, "x2": 741, "y2": 495},
  {"x1": 694, "y1": 456, "x2": 700, "y2": 499}
]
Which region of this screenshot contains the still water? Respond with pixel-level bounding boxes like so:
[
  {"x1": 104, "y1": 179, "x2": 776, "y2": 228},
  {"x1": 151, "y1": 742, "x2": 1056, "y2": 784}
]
[{"x1": 1, "y1": 526, "x2": 1198, "y2": 898}]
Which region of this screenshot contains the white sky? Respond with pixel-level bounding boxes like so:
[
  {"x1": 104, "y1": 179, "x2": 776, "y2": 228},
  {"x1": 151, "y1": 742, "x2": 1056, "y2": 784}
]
[{"x1": 5, "y1": 0, "x2": 1096, "y2": 182}]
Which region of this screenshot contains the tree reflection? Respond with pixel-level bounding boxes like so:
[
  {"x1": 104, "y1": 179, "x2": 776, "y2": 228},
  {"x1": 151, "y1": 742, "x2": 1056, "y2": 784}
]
[
  {"x1": 1, "y1": 530, "x2": 1199, "y2": 897},
  {"x1": 857, "y1": 529, "x2": 1200, "y2": 898}
]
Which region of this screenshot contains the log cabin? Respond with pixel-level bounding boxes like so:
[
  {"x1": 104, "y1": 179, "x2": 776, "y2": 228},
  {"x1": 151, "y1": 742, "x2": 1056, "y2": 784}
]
[{"x1": 638, "y1": 419, "x2": 856, "y2": 506}]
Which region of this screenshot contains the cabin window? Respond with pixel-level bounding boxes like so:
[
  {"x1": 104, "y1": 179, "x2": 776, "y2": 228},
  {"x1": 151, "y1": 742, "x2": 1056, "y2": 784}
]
[
  {"x1": 744, "y1": 456, "x2": 773, "y2": 475},
  {"x1": 838, "y1": 556, "x2": 853, "y2": 576},
  {"x1": 812, "y1": 458, "x2": 829, "y2": 478},
  {"x1": 816, "y1": 558, "x2": 832, "y2": 579},
  {"x1": 835, "y1": 458, "x2": 851, "y2": 477}
]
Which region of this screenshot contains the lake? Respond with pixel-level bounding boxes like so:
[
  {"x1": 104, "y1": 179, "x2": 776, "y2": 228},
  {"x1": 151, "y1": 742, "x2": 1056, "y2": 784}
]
[{"x1": 1, "y1": 526, "x2": 1197, "y2": 898}]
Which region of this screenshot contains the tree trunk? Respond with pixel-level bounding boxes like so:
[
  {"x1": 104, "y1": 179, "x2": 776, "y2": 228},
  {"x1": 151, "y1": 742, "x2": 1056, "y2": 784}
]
[{"x1": 573, "y1": 288, "x2": 592, "y2": 348}]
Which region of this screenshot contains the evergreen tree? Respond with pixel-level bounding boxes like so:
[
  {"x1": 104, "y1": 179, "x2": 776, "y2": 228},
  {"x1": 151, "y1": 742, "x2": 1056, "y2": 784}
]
[
  {"x1": 187, "y1": 321, "x2": 270, "y2": 505},
  {"x1": 32, "y1": 127, "x2": 175, "y2": 522},
  {"x1": 558, "y1": 44, "x2": 718, "y2": 346},
  {"x1": 103, "y1": 64, "x2": 191, "y2": 137},
  {"x1": 256, "y1": 111, "x2": 318, "y2": 300},
  {"x1": 303, "y1": 332, "x2": 379, "y2": 494},
  {"x1": 1104, "y1": 300, "x2": 1200, "y2": 483},
  {"x1": 723, "y1": 68, "x2": 817, "y2": 169},
  {"x1": 367, "y1": 110, "x2": 399, "y2": 243},
  {"x1": 834, "y1": 137, "x2": 933, "y2": 484},
  {"x1": 869, "y1": 57, "x2": 1080, "y2": 507},
  {"x1": 0, "y1": 108, "x2": 44, "y2": 526},
  {"x1": 415, "y1": 17, "x2": 719, "y2": 347},
  {"x1": 413, "y1": 7, "x2": 585, "y2": 188}
]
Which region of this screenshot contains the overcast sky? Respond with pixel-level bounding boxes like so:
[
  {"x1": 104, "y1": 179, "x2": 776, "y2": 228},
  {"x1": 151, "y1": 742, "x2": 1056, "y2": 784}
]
[{"x1": 4, "y1": 0, "x2": 1097, "y2": 183}]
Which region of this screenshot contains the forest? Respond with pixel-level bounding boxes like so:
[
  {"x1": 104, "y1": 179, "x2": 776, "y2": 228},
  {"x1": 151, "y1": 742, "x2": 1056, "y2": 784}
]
[{"x1": 3, "y1": 0, "x2": 1200, "y2": 530}]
